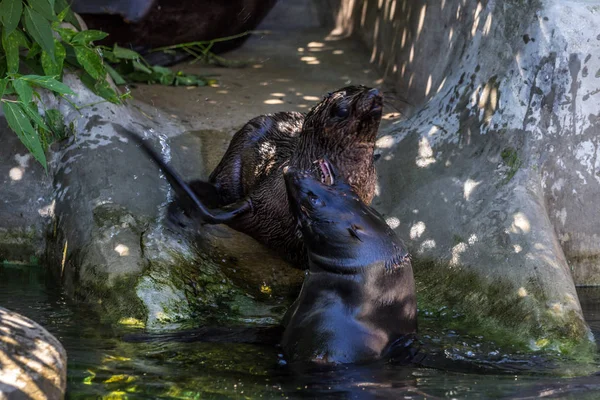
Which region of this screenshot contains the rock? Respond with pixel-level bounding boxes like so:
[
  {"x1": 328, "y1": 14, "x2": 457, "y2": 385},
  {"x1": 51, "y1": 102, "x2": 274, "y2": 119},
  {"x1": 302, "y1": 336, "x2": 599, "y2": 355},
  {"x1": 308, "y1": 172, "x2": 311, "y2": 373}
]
[
  {"x1": 317, "y1": 0, "x2": 599, "y2": 351},
  {"x1": 39, "y1": 73, "x2": 300, "y2": 328},
  {"x1": 0, "y1": 120, "x2": 53, "y2": 265},
  {"x1": 0, "y1": 307, "x2": 67, "y2": 400}
]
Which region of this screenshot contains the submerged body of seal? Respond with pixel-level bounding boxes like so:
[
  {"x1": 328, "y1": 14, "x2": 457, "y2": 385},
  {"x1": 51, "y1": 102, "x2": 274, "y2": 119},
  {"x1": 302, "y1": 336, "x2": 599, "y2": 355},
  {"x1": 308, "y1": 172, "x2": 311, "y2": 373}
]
[
  {"x1": 280, "y1": 160, "x2": 417, "y2": 364},
  {"x1": 188, "y1": 85, "x2": 383, "y2": 267}
]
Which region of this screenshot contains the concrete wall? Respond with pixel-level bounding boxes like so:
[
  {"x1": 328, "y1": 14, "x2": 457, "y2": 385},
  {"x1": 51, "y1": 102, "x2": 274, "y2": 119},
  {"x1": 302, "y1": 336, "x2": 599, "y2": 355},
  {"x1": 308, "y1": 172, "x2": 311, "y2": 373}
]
[{"x1": 316, "y1": 0, "x2": 600, "y2": 350}]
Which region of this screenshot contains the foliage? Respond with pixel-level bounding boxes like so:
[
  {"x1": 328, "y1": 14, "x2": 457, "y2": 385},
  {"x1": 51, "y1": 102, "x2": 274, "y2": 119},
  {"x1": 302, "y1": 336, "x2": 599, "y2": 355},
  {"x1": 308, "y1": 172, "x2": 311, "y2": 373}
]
[
  {"x1": 103, "y1": 44, "x2": 212, "y2": 87},
  {"x1": 0, "y1": 0, "x2": 212, "y2": 169},
  {"x1": 153, "y1": 31, "x2": 257, "y2": 68}
]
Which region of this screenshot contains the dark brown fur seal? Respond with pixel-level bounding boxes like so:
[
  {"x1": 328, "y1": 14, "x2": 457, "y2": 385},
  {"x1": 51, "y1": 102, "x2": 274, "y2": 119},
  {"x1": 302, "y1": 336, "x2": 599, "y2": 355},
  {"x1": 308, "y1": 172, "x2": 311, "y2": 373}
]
[
  {"x1": 123, "y1": 86, "x2": 382, "y2": 267},
  {"x1": 280, "y1": 161, "x2": 417, "y2": 364},
  {"x1": 196, "y1": 85, "x2": 383, "y2": 267}
]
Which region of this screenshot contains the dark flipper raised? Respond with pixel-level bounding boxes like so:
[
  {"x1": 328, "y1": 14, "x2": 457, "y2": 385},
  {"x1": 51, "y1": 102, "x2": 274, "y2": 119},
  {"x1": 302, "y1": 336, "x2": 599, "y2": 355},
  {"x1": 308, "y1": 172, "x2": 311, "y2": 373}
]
[{"x1": 118, "y1": 127, "x2": 252, "y2": 224}]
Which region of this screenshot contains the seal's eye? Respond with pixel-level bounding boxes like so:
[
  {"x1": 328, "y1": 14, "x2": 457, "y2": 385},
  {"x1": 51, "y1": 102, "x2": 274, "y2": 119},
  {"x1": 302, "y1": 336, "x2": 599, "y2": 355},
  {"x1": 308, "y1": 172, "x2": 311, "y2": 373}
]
[
  {"x1": 307, "y1": 193, "x2": 325, "y2": 207},
  {"x1": 332, "y1": 105, "x2": 350, "y2": 119}
]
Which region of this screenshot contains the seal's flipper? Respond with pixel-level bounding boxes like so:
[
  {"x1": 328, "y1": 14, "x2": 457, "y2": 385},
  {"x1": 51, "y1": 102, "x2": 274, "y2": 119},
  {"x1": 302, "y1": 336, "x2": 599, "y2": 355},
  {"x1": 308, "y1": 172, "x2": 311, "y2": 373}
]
[
  {"x1": 187, "y1": 179, "x2": 221, "y2": 208},
  {"x1": 119, "y1": 128, "x2": 251, "y2": 224}
]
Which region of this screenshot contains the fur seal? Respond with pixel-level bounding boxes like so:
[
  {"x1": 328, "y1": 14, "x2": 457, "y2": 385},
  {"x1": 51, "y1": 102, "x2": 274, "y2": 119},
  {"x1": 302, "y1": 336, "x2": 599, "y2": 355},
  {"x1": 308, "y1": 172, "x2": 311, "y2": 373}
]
[
  {"x1": 123, "y1": 86, "x2": 382, "y2": 267},
  {"x1": 121, "y1": 159, "x2": 417, "y2": 366},
  {"x1": 192, "y1": 85, "x2": 383, "y2": 267},
  {"x1": 280, "y1": 160, "x2": 417, "y2": 364}
]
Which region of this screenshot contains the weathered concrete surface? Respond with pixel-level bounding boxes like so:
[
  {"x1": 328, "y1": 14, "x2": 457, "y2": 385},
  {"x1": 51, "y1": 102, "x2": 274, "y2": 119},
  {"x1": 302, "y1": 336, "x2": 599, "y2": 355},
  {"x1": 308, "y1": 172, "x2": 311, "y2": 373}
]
[
  {"x1": 0, "y1": 120, "x2": 53, "y2": 265},
  {"x1": 317, "y1": 0, "x2": 599, "y2": 349},
  {"x1": 0, "y1": 307, "x2": 67, "y2": 400}
]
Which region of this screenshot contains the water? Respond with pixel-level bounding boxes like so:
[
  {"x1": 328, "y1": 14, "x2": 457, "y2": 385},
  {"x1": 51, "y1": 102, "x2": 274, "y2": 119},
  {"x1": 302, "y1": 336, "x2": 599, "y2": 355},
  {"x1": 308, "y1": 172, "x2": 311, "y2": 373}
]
[{"x1": 1, "y1": 263, "x2": 600, "y2": 399}]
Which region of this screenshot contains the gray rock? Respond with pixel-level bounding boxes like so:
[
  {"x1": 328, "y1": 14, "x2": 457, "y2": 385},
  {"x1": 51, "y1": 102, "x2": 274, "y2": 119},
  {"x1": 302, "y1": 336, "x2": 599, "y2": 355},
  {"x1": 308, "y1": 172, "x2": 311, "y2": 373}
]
[
  {"x1": 41, "y1": 73, "x2": 300, "y2": 328},
  {"x1": 317, "y1": 0, "x2": 599, "y2": 350},
  {"x1": 0, "y1": 307, "x2": 66, "y2": 400},
  {"x1": 0, "y1": 120, "x2": 53, "y2": 265}
]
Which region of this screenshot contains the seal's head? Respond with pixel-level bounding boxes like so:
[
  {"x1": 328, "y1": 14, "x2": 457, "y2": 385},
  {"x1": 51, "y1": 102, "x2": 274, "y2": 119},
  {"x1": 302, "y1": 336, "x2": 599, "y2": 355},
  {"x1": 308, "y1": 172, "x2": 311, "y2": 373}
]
[
  {"x1": 284, "y1": 159, "x2": 408, "y2": 274},
  {"x1": 301, "y1": 85, "x2": 383, "y2": 147}
]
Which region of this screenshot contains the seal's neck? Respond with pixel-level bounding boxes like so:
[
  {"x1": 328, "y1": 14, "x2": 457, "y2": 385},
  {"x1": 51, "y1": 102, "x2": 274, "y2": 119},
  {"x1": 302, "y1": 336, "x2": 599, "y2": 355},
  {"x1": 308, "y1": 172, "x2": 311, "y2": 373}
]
[{"x1": 293, "y1": 129, "x2": 376, "y2": 203}]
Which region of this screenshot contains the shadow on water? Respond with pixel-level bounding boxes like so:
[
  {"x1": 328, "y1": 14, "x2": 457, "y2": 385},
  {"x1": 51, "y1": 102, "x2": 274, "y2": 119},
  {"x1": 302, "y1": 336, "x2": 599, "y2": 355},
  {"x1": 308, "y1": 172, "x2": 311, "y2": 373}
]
[{"x1": 1, "y1": 263, "x2": 600, "y2": 399}]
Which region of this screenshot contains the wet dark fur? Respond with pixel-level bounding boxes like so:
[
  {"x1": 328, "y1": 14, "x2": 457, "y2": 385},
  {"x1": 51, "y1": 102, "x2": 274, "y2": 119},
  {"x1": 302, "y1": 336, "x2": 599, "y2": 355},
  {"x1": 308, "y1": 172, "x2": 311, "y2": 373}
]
[
  {"x1": 280, "y1": 163, "x2": 417, "y2": 364},
  {"x1": 202, "y1": 86, "x2": 383, "y2": 267},
  {"x1": 122, "y1": 162, "x2": 416, "y2": 366}
]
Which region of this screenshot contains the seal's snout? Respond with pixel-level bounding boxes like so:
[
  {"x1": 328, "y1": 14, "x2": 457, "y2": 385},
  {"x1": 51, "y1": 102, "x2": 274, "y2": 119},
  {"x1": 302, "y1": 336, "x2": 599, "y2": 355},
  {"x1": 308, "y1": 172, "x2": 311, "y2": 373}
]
[{"x1": 358, "y1": 88, "x2": 383, "y2": 117}]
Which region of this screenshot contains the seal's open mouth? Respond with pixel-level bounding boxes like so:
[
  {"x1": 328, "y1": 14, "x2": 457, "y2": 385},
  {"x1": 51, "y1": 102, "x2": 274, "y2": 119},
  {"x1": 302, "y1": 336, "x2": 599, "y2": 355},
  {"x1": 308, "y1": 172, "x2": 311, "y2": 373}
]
[{"x1": 314, "y1": 159, "x2": 334, "y2": 186}]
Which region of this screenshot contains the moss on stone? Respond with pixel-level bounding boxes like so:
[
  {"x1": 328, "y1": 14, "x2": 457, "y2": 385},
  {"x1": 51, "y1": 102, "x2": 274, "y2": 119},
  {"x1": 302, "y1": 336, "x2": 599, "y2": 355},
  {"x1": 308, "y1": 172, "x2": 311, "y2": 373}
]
[
  {"x1": 501, "y1": 146, "x2": 522, "y2": 183},
  {"x1": 74, "y1": 262, "x2": 148, "y2": 326},
  {"x1": 413, "y1": 257, "x2": 595, "y2": 359},
  {"x1": 139, "y1": 250, "x2": 288, "y2": 328},
  {"x1": 0, "y1": 227, "x2": 43, "y2": 264}
]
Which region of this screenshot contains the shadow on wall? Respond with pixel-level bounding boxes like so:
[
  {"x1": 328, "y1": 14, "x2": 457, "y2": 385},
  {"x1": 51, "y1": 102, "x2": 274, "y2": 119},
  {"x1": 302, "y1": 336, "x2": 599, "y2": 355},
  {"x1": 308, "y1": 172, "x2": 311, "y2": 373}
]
[{"x1": 321, "y1": 0, "x2": 543, "y2": 114}]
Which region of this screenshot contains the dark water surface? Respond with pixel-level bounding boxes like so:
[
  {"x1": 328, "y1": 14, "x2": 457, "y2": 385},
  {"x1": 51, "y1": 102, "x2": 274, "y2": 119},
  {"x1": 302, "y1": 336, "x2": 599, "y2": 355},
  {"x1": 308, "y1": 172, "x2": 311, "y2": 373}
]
[{"x1": 1, "y1": 263, "x2": 599, "y2": 399}]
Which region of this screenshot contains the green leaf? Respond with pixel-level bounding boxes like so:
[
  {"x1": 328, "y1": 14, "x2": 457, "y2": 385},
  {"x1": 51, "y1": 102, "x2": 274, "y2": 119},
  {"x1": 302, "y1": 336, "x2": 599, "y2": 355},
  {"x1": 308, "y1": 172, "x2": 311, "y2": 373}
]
[
  {"x1": 21, "y1": 74, "x2": 74, "y2": 95},
  {"x1": 21, "y1": 56, "x2": 44, "y2": 75},
  {"x1": 54, "y1": 0, "x2": 79, "y2": 29},
  {"x1": 26, "y1": 42, "x2": 41, "y2": 59},
  {"x1": 0, "y1": 0, "x2": 23, "y2": 35},
  {"x1": 13, "y1": 78, "x2": 34, "y2": 103},
  {"x1": 3, "y1": 101, "x2": 47, "y2": 168},
  {"x1": 22, "y1": 101, "x2": 49, "y2": 131},
  {"x1": 101, "y1": 49, "x2": 118, "y2": 63},
  {"x1": 132, "y1": 60, "x2": 152, "y2": 74},
  {"x1": 56, "y1": 5, "x2": 68, "y2": 22},
  {"x1": 71, "y1": 30, "x2": 108, "y2": 45},
  {"x1": 105, "y1": 63, "x2": 125, "y2": 85},
  {"x1": 41, "y1": 40, "x2": 65, "y2": 77},
  {"x1": 27, "y1": 0, "x2": 56, "y2": 21},
  {"x1": 0, "y1": 78, "x2": 8, "y2": 98},
  {"x1": 55, "y1": 27, "x2": 76, "y2": 42},
  {"x1": 45, "y1": 108, "x2": 66, "y2": 139},
  {"x1": 74, "y1": 45, "x2": 105, "y2": 80},
  {"x1": 23, "y1": 7, "x2": 55, "y2": 61},
  {"x1": 80, "y1": 72, "x2": 120, "y2": 104},
  {"x1": 2, "y1": 29, "x2": 20, "y2": 73},
  {"x1": 112, "y1": 44, "x2": 140, "y2": 60}
]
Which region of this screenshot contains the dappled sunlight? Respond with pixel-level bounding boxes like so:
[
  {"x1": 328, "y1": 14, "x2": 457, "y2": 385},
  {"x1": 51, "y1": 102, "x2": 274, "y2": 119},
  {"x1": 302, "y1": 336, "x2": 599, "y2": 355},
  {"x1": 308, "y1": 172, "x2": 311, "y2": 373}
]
[
  {"x1": 38, "y1": 200, "x2": 55, "y2": 218},
  {"x1": 303, "y1": 95, "x2": 320, "y2": 101},
  {"x1": 511, "y1": 212, "x2": 531, "y2": 234},
  {"x1": 471, "y1": 2, "x2": 484, "y2": 37},
  {"x1": 376, "y1": 135, "x2": 395, "y2": 149},
  {"x1": 463, "y1": 178, "x2": 481, "y2": 201},
  {"x1": 9, "y1": 167, "x2": 23, "y2": 181},
  {"x1": 0, "y1": 308, "x2": 65, "y2": 399},
  {"x1": 300, "y1": 56, "x2": 320, "y2": 65},
  {"x1": 450, "y1": 242, "x2": 468, "y2": 266},
  {"x1": 416, "y1": 137, "x2": 436, "y2": 167},
  {"x1": 385, "y1": 216, "x2": 400, "y2": 229},
  {"x1": 419, "y1": 239, "x2": 437, "y2": 253},
  {"x1": 409, "y1": 221, "x2": 426, "y2": 239},
  {"x1": 416, "y1": 4, "x2": 427, "y2": 40},
  {"x1": 307, "y1": 41, "x2": 324, "y2": 49},
  {"x1": 9, "y1": 154, "x2": 31, "y2": 182},
  {"x1": 114, "y1": 244, "x2": 130, "y2": 257}
]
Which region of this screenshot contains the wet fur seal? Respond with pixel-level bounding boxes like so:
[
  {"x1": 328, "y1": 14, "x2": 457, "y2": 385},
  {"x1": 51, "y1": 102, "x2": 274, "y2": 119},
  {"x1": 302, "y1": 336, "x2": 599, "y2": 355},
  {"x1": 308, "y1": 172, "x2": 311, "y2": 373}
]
[
  {"x1": 189, "y1": 85, "x2": 383, "y2": 267},
  {"x1": 280, "y1": 160, "x2": 417, "y2": 364},
  {"x1": 122, "y1": 159, "x2": 417, "y2": 366}
]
